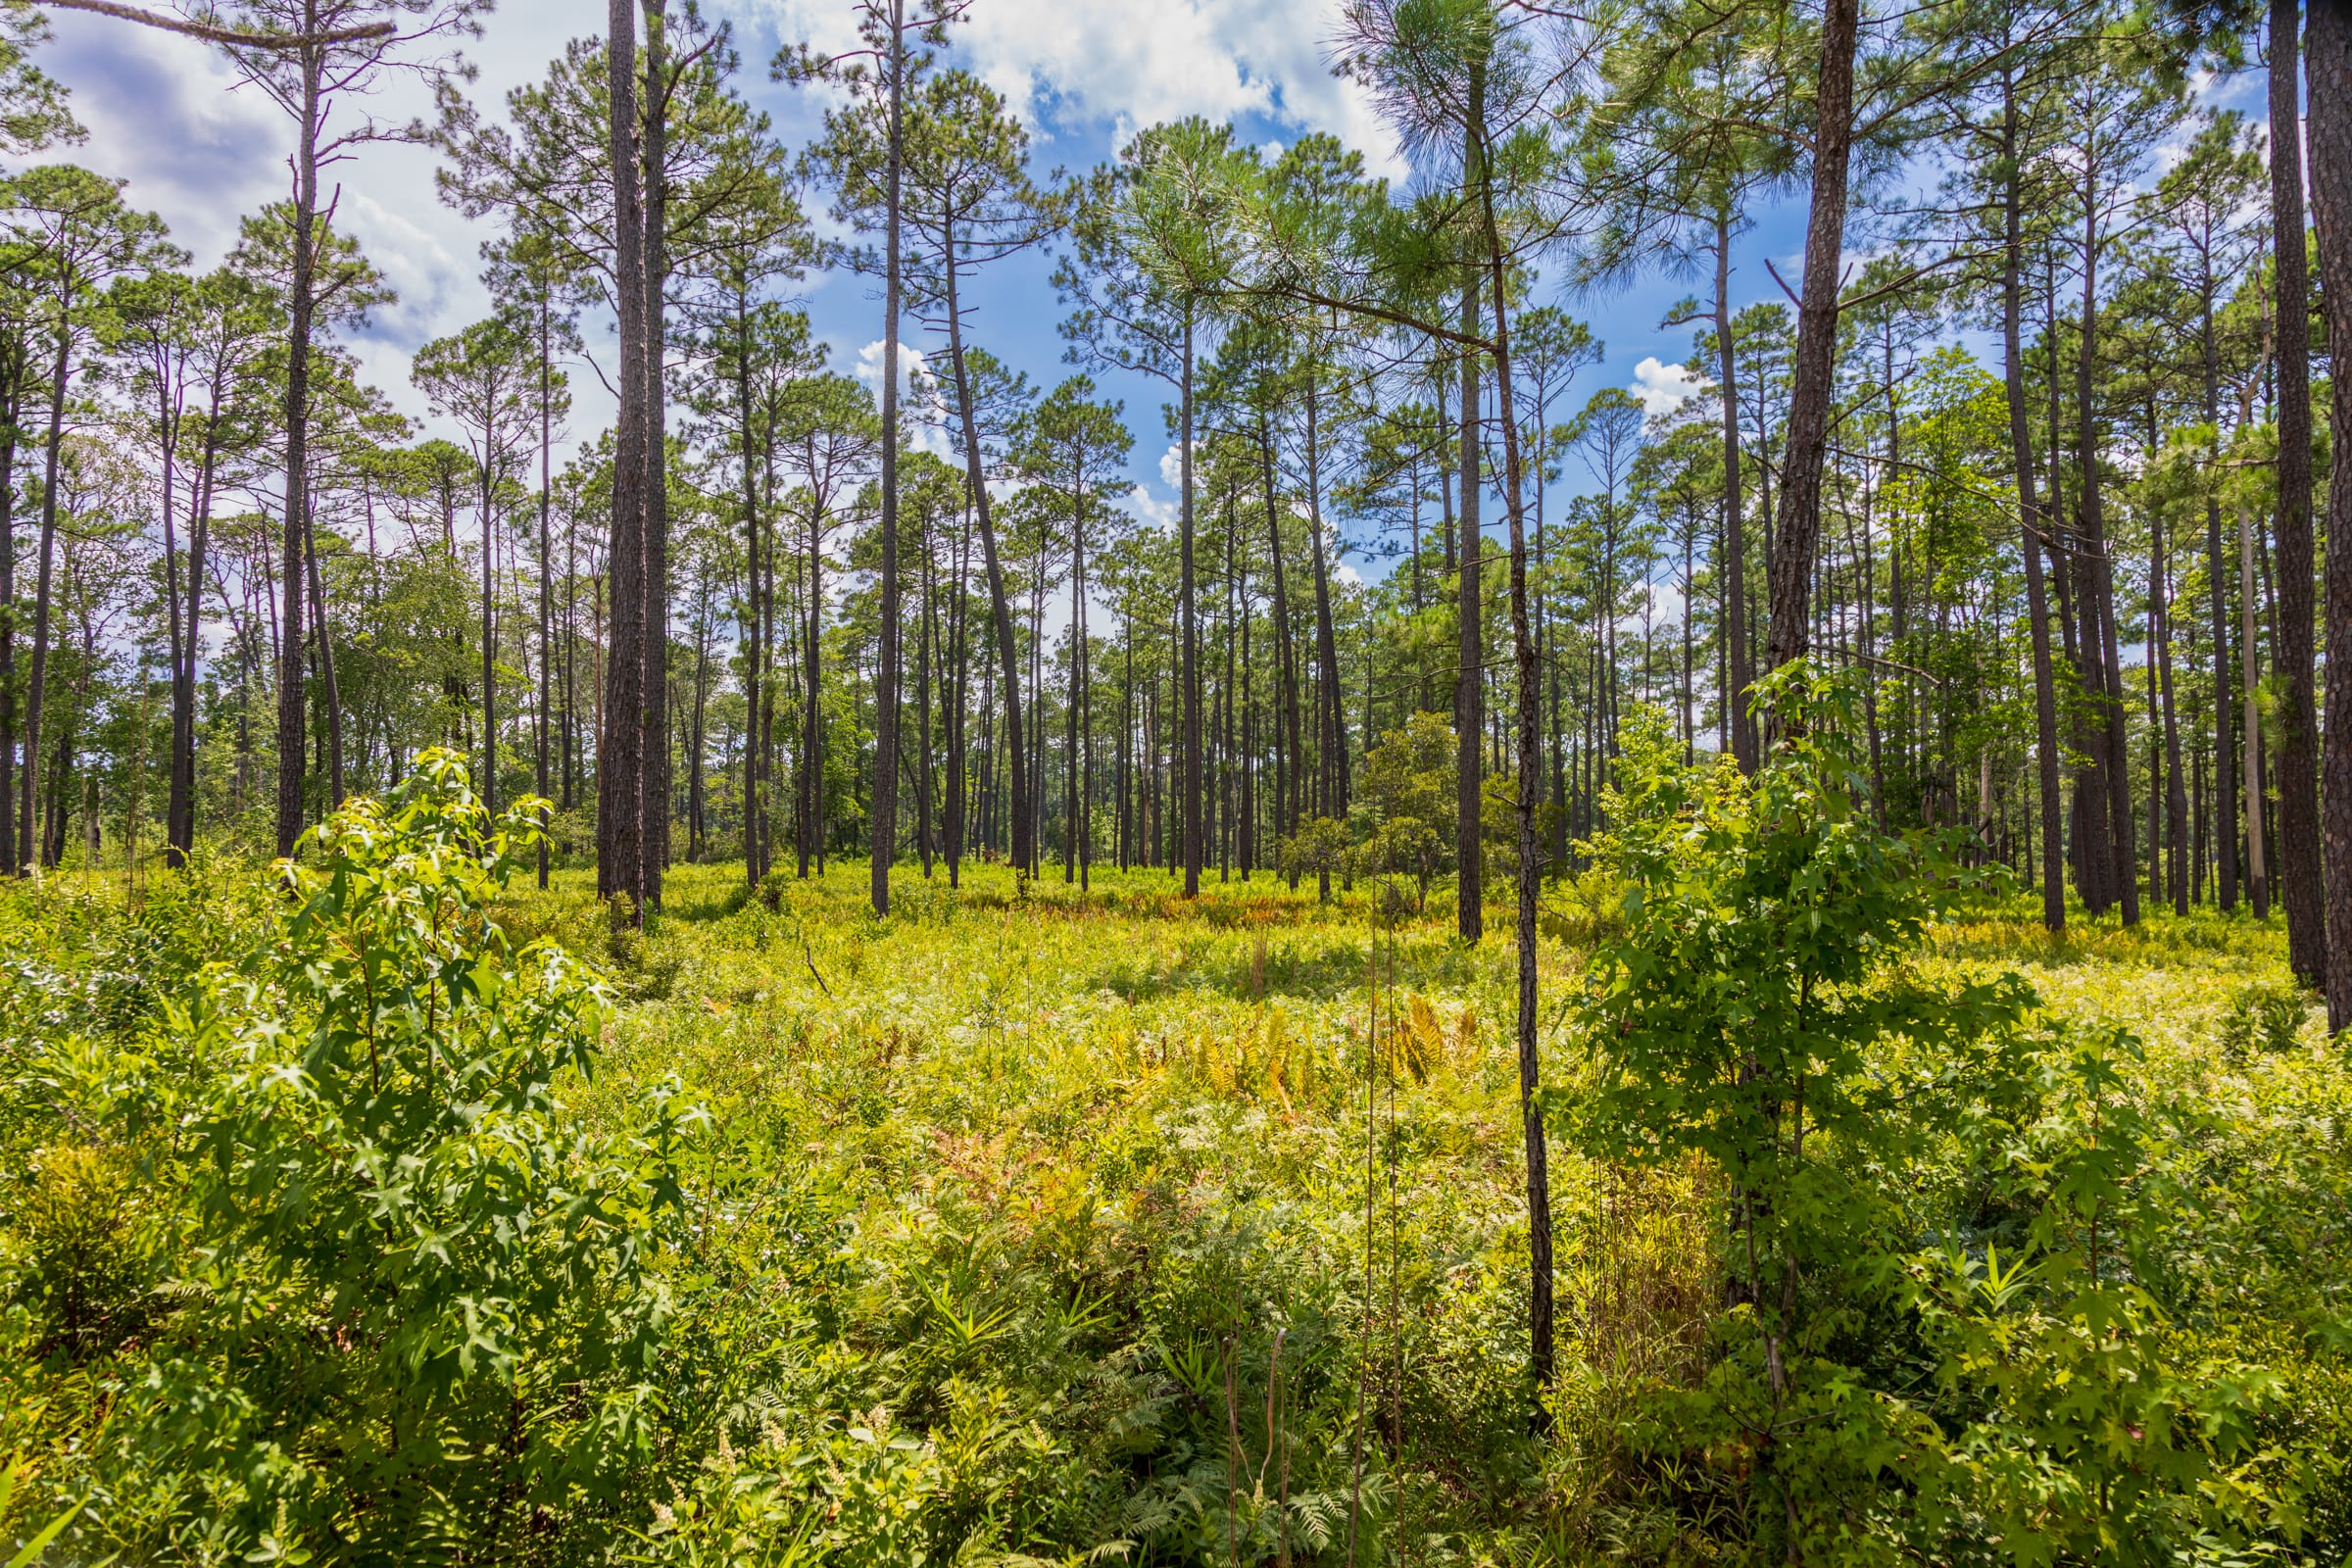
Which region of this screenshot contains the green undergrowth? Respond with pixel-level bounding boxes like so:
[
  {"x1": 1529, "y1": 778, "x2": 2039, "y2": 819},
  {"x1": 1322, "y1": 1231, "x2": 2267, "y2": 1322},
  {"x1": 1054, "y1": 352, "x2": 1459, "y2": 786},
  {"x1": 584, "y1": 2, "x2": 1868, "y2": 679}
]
[{"x1": 0, "y1": 777, "x2": 2346, "y2": 1564}]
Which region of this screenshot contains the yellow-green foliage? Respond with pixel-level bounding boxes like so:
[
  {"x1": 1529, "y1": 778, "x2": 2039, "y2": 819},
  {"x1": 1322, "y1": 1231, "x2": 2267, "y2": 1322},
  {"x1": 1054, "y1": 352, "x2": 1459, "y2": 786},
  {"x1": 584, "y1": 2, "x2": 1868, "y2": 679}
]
[{"x1": 0, "y1": 811, "x2": 2346, "y2": 1565}]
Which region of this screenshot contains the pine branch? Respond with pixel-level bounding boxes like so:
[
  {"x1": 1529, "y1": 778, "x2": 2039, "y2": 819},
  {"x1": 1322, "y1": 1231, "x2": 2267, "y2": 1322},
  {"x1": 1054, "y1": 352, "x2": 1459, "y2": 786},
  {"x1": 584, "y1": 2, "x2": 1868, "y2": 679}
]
[{"x1": 43, "y1": 0, "x2": 396, "y2": 48}]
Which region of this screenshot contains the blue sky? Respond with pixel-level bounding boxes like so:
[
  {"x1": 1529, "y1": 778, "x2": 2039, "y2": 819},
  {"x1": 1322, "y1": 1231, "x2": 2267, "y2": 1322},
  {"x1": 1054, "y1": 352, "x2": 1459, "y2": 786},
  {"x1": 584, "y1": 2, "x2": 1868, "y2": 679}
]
[{"x1": 33, "y1": 0, "x2": 2266, "y2": 588}]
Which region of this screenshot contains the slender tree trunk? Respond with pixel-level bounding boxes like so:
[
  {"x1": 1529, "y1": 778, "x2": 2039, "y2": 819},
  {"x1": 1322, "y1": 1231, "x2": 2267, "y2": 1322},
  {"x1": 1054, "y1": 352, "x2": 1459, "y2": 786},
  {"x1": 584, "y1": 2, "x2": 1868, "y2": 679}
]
[
  {"x1": 2003, "y1": 104, "x2": 2060, "y2": 940},
  {"x1": 917, "y1": 492, "x2": 935, "y2": 876},
  {"x1": 1714, "y1": 207, "x2": 1755, "y2": 771},
  {"x1": 1456, "y1": 229, "x2": 1484, "y2": 939},
  {"x1": 1480, "y1": 131, "x2": 1552, "y2": 1415},
  {"x1": 2202, "y1": 294, "x2": 2239, "y2": 913},
  {"x1": 599, "y1": 0, "x2": 648, "y2": 914},
  {"x1": 2078, "y1": 179, "x2": 2138, "y2": 925},
  {"x1": 19, "y1": 328, "x2": 69, "y2": 874},
  {"x1": 1078, "y1": 523, "x2": 1092, "y2": 891},
  {"x1": 0, "y1": 366, "x2": 21, "y2": 876},
  {"x1": 480, "y1": 464, "x2": 498, "y2": 815},
  {"x1": 537, "y1": 287, "x2": 554, "y2": 886},
  {"x1": 2310, "y1": 0, "x2": 2352, "y2": 1025},
  {"x1": 1256, "y1": 414, "x2": 1301, "y2": 856},
  {"x1": 870, "y1": 0, "x2": 905, "y2": 913},
  {"x1": 1762, "y1": 0, "x2": 1858, "y2": 684},
  {"x1": 2274, "y1": 0, "x2": 2326, "y2": 984},
  {"x1": 304, "y1": 493, "x2": 344, "y2": 809},
  {"x1": 2154, "y1": 507, "x2": 2188, "y2": 915},
  {"x1": 273, "y1": 50, "x2": 321, "y2": 858},
  {"x1": 639, "y1": 0, "x2": 670, "y2": 910},
  {"x1": 1066, "y1": 506, "x2": 1083, "y2": 885},
  {"x1": 1306, "y1": 375, "x2": 1347, "y2": 823},
  {"x1": 1181, "y1": 312, "x2": 1201, "y2": 898},
  {"x1": 802, "y1": 512, "x2": 822, "y2": 877},
  {"x1": 155, "y1": 372, "x2": 185, "y2": 867},
  {"x1": 942, "y1": 238, "x2": 1029, "y2": 876},
  {"x1": 948, "y1": 505, "x2": 969, "y2": 885},
  {"x1": 2242, "y1": 494, "x2": 2271, "y2": 916}
]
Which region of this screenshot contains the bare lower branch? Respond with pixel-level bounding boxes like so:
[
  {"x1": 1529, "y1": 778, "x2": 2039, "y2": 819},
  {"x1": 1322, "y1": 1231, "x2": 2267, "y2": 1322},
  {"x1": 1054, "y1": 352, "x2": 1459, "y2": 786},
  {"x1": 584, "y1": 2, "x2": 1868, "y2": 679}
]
[{"x1": 43, "y1": 0, "x2": 396, "y2": 47}]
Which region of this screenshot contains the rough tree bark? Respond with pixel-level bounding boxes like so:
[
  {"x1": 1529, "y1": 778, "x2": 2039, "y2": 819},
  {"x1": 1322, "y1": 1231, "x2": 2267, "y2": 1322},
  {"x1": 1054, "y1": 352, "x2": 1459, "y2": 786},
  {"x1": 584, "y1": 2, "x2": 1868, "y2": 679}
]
[
  {"x1": 2308, "y1": 0, "x2": 2352, "y2": 1027},
  {"x1": 870, "y1": 0, "x2": 904, "y2": 914},
  {"x1": 1762, "y1": 0, "x2": 1858, "y2": 686},
  {"x1": 272, "y1": 40, "x2": 321, "y2": 858},
  {"x1": 598, "y1": 0, "x2": 647, "y2": 916},
  {"x1": 2273, "y1": 0, "x2": 2326, "y2": 985},
  {"x1": 639, "y1": 0, "x2": 669, "y2": 912}
]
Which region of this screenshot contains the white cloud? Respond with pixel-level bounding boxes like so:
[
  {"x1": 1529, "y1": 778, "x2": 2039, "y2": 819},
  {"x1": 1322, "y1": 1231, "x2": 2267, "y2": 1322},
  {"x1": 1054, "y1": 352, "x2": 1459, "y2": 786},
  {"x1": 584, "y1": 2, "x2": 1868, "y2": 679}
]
[
  {"x1": 1130, "y1": 482, "x2": 1178, "y2": 534},
  {"x1": 856, "y1": 337, "x2": 928, "y2": 393},
  {"x1": 40, "y1": 0, "x2": 1414, "y2": 476},
  {"x1": 1630, "y1": 357, "x2": 1708, "y2": 416},
  {"x1": 41, "y1": 0, "x2": 618, "y2": 451},
  {"x1": 1156, "y1": 442, "x2": 1195, "y2": 490},
  {"x1": 740, "y1": 0, "x2": 1405, "y2": 178}
]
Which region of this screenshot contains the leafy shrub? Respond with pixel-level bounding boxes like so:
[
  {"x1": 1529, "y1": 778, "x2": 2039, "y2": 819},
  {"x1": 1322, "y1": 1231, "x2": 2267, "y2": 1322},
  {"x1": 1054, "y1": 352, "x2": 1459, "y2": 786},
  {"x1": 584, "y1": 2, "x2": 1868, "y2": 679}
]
[
  {"x1": 1566, "y1": 671, "x2": 2302, "y2": 1565},
  {"x1": 2219, "y1": 979, "x2": 2308, "y2": 1065},
  {"x1": 11, "y1": 752, "x2": 700, "y2": 1561}
]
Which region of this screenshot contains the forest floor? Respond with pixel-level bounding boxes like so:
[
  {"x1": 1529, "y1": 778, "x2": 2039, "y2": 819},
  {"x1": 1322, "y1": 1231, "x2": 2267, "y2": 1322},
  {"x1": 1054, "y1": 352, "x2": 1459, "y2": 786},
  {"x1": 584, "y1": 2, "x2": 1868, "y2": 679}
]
[
  {"x1": 8, "y1": 853, "x2": 2346, "y2": 1560},
  {"x1": 493, "y1": 858, "x2": 2347, "y2": 1555}
]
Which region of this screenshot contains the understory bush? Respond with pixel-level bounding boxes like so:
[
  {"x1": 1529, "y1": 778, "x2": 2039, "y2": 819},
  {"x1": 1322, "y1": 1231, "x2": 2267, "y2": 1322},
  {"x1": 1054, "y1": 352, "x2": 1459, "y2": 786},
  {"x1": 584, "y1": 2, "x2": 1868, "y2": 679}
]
[
  {"x1": 3, "y1": 753, "x2": 698, "y2": 1560},
  {"x1": 1564, "y1": 669, "x2": 2333, "y2": 1565}
]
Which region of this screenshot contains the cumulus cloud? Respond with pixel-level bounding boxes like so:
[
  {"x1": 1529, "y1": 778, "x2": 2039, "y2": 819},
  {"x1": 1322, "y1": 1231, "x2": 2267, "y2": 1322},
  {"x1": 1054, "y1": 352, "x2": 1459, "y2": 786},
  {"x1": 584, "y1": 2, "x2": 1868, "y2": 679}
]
[
  {"x1": 42, "y1": 0, "x2": 1413, "y2": 461},
  {"x1": 856, "y1": 337, "x2": 927, "y2": 391},
  {"x1": 1156, "y1": 442, "x2": 1198, "y2": 491},
  {"x1": 40, "y1": 0, "x2": 609, "y2": 438},
  {"x1": 740, "y1": 0, "x2": 1405, "y2": 178},
  {"x1": 1130, "y1": 482, "x2": 1178, "y2": 534},
  {"x1": 1630, "y1": 357, "x2": 1708, "y2": 416}
]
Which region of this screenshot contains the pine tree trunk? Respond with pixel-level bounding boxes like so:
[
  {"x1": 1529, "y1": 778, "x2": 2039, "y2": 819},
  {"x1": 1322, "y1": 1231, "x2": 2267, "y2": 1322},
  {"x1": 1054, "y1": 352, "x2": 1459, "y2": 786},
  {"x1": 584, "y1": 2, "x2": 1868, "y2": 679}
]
[
  {"x1": 2241, "y1": 494, "x2": 2271, "y2": 916},
  {"x1": 2078, "y1": 184, "x2": 2138, "y2": 925},
  {"x1": 273, "y1": 43, "x2": 320, "y2": 858},
  {"x1": 1714, "y1": 207, "x2": 1754, "y2": 772},
  {"x1": 20, "y1": 327, "x2": 69, "y2": 873},
  {"x1": 942, "y1": 235, "x2": 1028, "y2": 876},
  {"x1": 1180, "y1": 312, "x2": 1201, "y2": 898},
  {"x1": 2202, "y1": 284, "x2": 2239, "y2": 913},
  {"x1": 0, "y1": 347, "x2": 19, "y2": 876},
  {"x1": 1481, "y1": 132, "x2": 1553, "y2": 1416},
  {"x1": 639, "y1": 0, "x2": 670, "y2": 911},
  {"x1": 2001, "y1": 83, "x2": 2065, "y2": 935},
  {"x1": 2309, "y1": 0, "x2": 2352, "y2": 1025},
  {"x1": 1762, "y1": 0, "x2": 1857, "y2": 685},
  {"x1": 599, "y1": 0, "x2": 648, "y2": 915},
  {"x1": 304, "y1": 494, "x2": 343, "y2": 809},
  {"x1": 735, "y1": 293, "x2": 763, "y2": 884},
  {"x1": 480, "y1": 462, "x2": 498, "y2": 816},
  {"x1": 2274, "y1": 0, "x2": 2326, "y2": 984},
  {"x1": 870, "y1": 0, "x2": 905, "y2": 913},
  {"x1": 537, "y1": 289, "x2": 554, "y2": 887},
  {"x1": 1456, "y1": 259, "x2": 1484, "y2": 940}
]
